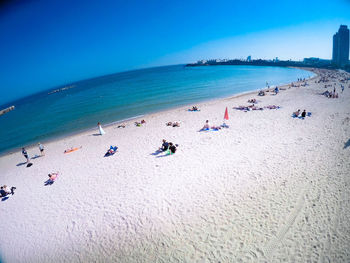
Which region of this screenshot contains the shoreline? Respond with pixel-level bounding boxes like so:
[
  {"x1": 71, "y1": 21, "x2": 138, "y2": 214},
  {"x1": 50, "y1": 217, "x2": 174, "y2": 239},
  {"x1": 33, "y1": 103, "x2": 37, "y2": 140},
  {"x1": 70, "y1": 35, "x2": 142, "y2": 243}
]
[
  {"x1": 1, "y1": 67, "x2": 349, "y2": 262},
  {"x1": 0, "y1": 67, "x2": 317, "y2": 158}
]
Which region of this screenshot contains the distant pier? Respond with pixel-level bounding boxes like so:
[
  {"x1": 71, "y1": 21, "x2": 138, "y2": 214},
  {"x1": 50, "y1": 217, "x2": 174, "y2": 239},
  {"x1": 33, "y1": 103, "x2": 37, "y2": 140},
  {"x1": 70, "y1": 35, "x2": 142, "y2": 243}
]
[{"x1": 0, "y1": 105, "x2": 15, "y2": 116}]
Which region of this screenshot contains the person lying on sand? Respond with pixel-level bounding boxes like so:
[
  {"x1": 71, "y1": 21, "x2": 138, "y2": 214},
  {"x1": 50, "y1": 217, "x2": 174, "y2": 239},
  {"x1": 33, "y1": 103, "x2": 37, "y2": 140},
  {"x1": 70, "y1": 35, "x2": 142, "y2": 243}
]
[
  {"x1": 210, "y1": 126, "x2": 221, "y2": 130},
  {"x1": 265, "y1": 105, "x2": 280, "y2": 110},
  {"x1": 251, "y1": 106, "x2": 263, "y2": 110},
  {"x1": 64, "y1": 146, "x2": 82, "y2": 153},
  {"x1": 105, "y1": 146, "x2": 117, "y2": 156},
  {"x1": 234, "y1": 106, "x2": 250, "y2": 111},
  {"x1": 117, "y1": 124, "x2": 126, "y2": 128},
  {"x1": 248, "y1": 99, "x2": 257, "y2": 103}
]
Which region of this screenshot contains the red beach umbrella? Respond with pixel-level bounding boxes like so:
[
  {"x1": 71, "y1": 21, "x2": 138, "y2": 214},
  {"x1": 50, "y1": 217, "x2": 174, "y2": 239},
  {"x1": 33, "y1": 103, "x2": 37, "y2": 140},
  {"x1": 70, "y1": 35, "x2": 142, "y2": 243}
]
[{"x1": 224, "y1": 107, "x2": 229, "y2": 120}]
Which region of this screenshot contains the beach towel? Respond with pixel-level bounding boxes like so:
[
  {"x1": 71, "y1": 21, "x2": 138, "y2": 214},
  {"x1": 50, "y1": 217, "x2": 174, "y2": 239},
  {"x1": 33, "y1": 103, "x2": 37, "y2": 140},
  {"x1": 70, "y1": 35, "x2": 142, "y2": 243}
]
[
  {"x1": 64, "y1": 147, "x2": 81, "y2": 154},
  {"x1": 199, "y1": 128, "x2": 220, "y2": 132}
]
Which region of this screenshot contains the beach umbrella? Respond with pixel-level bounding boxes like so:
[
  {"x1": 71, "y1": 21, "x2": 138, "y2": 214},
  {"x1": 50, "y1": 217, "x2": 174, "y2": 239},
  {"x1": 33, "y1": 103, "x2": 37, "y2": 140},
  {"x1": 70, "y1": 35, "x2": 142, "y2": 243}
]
[{"x1": 224, "y1": 107, "x2": 229, "y2": 120}]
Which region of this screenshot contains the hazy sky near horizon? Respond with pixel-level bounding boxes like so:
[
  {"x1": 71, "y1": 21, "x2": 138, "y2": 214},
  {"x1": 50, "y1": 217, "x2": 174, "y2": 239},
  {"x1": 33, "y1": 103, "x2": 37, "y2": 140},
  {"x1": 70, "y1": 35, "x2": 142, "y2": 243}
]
[{"x1": 0, "y1": 0, "x2": 350, "y2": 105}]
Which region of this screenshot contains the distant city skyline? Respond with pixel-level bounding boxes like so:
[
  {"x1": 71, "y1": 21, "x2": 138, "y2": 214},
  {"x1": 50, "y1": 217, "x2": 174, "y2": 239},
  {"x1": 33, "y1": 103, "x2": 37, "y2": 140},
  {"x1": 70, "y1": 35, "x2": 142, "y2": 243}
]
[{"x1": 0, "y1": 0, "x2": 350, "y2": 105}]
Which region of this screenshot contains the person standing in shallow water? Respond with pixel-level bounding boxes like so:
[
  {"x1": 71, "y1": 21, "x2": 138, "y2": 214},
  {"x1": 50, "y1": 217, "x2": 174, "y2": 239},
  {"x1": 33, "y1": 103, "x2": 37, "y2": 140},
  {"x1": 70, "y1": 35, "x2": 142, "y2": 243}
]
[{"x1": 97, "y1": 122, "x2": 105, "y2": 135}]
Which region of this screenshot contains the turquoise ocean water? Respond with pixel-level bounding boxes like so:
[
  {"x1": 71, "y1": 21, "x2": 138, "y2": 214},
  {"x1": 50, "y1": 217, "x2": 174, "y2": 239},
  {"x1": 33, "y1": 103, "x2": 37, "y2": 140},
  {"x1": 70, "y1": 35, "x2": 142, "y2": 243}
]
[{"x1": 0, "y1": 65, "x2": 313, "y2": 155}]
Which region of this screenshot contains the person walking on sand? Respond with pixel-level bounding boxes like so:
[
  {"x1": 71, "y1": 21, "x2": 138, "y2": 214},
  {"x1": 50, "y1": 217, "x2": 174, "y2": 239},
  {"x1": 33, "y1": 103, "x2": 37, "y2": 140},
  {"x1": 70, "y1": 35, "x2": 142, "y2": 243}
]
[
  {"x1": 38, "y1": 142, "x2": 45, "y2": 156},
  {"x1": 22, "y1": 147, "x2": 29, "y2": 163},
  {"x1": 97, "y1": 122, "x2": 105, "y2": 135}
]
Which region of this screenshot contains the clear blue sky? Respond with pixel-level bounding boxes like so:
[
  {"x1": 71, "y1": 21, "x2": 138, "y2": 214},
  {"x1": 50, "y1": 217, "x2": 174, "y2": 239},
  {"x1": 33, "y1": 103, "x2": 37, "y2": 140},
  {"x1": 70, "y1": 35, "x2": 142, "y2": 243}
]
[{"x1": 0, "y1": 0, "x2": 350, "y2": 105}]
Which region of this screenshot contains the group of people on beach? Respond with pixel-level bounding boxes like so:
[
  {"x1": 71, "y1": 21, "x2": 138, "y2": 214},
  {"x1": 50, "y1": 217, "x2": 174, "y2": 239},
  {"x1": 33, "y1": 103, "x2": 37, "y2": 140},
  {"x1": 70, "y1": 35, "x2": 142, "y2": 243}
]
[
  {"x1": 200, "y1": 120, "x2": 222, "y2": 130},
  {"x1": 0, "y1": 185, "x2": 16, "y2": 198},
  {"x1": 21, "y1": 143, "x2": 45, "y2": 163},
  {"x1": 159, "y1": 139, "x2": 177, "y2": 154},
  {"x1": 188, "y1": 106, "x2": 199, "y2": 111},
  {"x1": 6, "y1": 70, "x2": 349, "y2": 205},
  {"x1": 166, "y1": 121, "x2": 180, "y2": 127},
  {"x1": 135, "y1": 120, "x2": 146, "y2": 127},
  {"x1": 234, "y1": 99, "x2": 280, "y2": 112},
  {"x1": 293, "y1": 109, "x2": 308, "y2": 118}
]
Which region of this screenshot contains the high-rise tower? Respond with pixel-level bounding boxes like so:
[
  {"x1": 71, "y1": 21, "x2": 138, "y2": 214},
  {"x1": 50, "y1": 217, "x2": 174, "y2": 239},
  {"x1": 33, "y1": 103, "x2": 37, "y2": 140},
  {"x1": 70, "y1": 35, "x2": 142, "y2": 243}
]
[{"x1": 332, "y1": 25, "x2": 349, "y2": 67}]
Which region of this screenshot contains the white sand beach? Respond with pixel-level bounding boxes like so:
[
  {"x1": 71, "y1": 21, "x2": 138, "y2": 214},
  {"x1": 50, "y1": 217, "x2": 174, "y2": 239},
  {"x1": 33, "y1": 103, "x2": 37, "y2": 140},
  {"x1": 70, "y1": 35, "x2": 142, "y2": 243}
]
[{"x1": 0, "y1": 68, "x2": 350, "y2": 262}]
